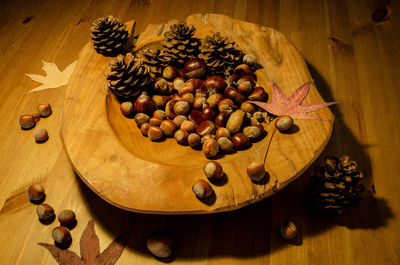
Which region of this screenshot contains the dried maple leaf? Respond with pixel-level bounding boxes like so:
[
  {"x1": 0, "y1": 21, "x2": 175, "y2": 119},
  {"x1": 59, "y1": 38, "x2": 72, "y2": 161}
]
[
  {"x1": 26, "y1": 60, "x2": 77, "y2": 93},
  {"x1": 39, "y1": 220, "x2": 129, "y2": 265},
  {"x1": 249, "y1": 82, "x2": 337, "y2": 120}
]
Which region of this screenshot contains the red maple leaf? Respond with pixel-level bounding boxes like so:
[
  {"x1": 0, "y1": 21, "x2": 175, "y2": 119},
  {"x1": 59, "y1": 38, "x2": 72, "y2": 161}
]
[
  {"x1": 249, "y1": 82, "x2": 337, "y2": 120},
  {"x1": 38, "y1": 220, "x2": 129, "y2": 265}
]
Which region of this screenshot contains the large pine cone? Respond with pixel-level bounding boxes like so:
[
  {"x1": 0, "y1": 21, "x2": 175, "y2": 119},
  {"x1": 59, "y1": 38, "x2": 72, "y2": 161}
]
[
  {"x1": 310, "y1": 155, "x2": 364, "y2": 214},
  {"x1": 162, "y1": 22, "x2": 201, "y2": 67},
  {"x1": 199, "y1": 32, "x2": 242, "y2": 76},
  {"x1": 137, "y1": 48, "x2": 170, "y2": 78},
  {"x1": 91, "y1": 16, "x2": 129, "y2": 56},
  {"x1": 105, "y1": 53, "x2": 152, "y2": 100}
]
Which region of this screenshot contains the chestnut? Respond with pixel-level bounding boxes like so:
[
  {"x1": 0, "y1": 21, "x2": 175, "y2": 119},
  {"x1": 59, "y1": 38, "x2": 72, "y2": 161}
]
[
  {"x1": 180, "y1": 120, "x2": 195, "y2": 133},
  {"x1": 237, "y1": 75, "x2": 256, "y2": 87},
  {"x1": 276, "y1": 116, "x2": 294, "y2": 132},
  {"x1": 193, "y1": 97, "x2": 207, "y2": 110},
  {"x1": 248, "y1": 86, "x2": 266, "y2": 101},
  {"x1": 203, "y1": 161, "x2": 224, "y2": 181},
  {"x1": 231, "y1": 133, "x2": 251, "y2": 150},
  {"x1": 134, "y1": 92, "x2": 157, "y2": 115},
  {"x1": 120, "y1": 102, "x2": 133, "y2": 116},
  {"x1": 237, "y1": 81, "x2": 253, "y2": 95},
  {"x1": 243, "y1": 125, "x2": 263, "y2": 140},
  {"x1": 184, "y1": 58, "x2": 207, "y2": 78},
  {"x1": 203, "y1": 138, "x2": 219, "y2": 158},
  {"x1": 205, "y1": 76, "x2": 227, "y2": 94},
  {"x1": 173, "y1": 101, "x2": 190, "y2": 116},
  {"x1": 188, "y1": 133, "x2": 201, "y2": 147},
  {"x1": 149, "y1": 117, "x2": 163, "y2": 127},
  {"x1": 152, "y1": 95, "x2": 170, "y2": 108},
  {"x1": 153, "y1": 110, "x2": 167, "y2": 120},
  {"x1": 234, "y1": 64, "x2": 252, "y2": 76},
  {"x1": 174, "y1": 129, "x2": 189, "y2": 145},
  {"x1": 188, "y1": 79, "x2": 205, "y2": 90},
  {"x1": 192, "y1": 179, "x2": 213, "y2": 198},
  {"x1": 173, "y1": 77, "x2": 185, "y2": 91},
  {"x1": 162, "y1": 65, "x2": 178, "y2": 81},
  {"x1": 217, "y1": 137, "x2": 234, "y2": 153},
  {"x1": 216, "y1": 127, "x2": 231, "y2": 139},
  {"x1": 202, "y1": 105, "x2": 216, "y2": 120},
  {"x1": 181, "y1": 92, "x2": 195, "y2": 106},
  {"x1": 165, "y1": 99, "x2": 178, "y2": 119},
  {"x1": 196, "y1": 120, "x2": 216, "y2": 137},
  {"x1": 206, "y1": 93, "x2": 224, "y2": 108},
  {"x1": 247, "y1": 162, "x2": 266, "y2": 181},
  {"x1": 214, "y1": 111, "x2": 230, "y2": 127},
  {"x1": 218, "y1": 98, "x2": 234, "y2": 113},
  {"x1": 148, "y1": 126, "x2": 164, "y2": 141},
  {"x1": 226, "y1": 110, "x2": 246, "y2": 134},
  {"x1": 134, "y1": 113, "x2": 150, "y2": 128},
  {"x1": 140, "y1": 123, "x2": 150, "y2": 136},
  {"x1": 172, "y1": 115, "x2": 188, "y2": 127},
  {"x1": 189, "y1": 110, "x2": 206, "y2": 124},
  {"x1": 178, "y1": 82, "x2": 194, "y2": 96},
  {"x1": 224, "y1": 86, "x2": 246, "y2": 105},
  {"x1": 240, "y1": 102, "x2": 257, "y2": 114},
  {"x1": 194, "y1": 88, "x2": 207, "y2": 98},
  {"x1": 160, "y1": 120, "x2": 177, "y2": 136}
]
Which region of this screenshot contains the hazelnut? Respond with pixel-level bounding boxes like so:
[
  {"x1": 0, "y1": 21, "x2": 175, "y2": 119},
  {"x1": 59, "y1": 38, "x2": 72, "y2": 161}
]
[
  {"x1": 178, "y1": 83, "x2": 194, "y2": 96},
  {"x1": 205, "y1": 76, "x2": 226, "y2": 94},
  {"x1": 248, "y1": 86, "x2": 266, "y2": 101},
  {"x1": 215, "y1": 127, "x2": 231, "y2": 139},
  {"x1": 34, "y1": 128, "x2": 49, "y2": 142},
  {"x1": 20, "y1": 115, "x2": 36, "y2": 130},
  {"x1": 32, "y1": 113, "x2": 41, "y2": 123},
  {"x1": 281, "y1": 221, "x2": 297, "y2": 240},
  {"x1": 148, "y1": 126, "x2": 164, "y2": 141},
  {"x1": 38, "y1": 103, "x2": 52, "y2": 117},
  {"x1": 243, "y1": 125, "x2": 263, "y2": 140},
  {"x1": 180, "y1": 120, "x2": 195, "y2": 133},
  {"x1": 203, "y1": 139, "x2": 219, "y2": 158},
  {"x1": 194, "y1": 88, "x2": 207, "y2": 99},
  {"x1": 120, "y1": 102, "x2": 133, "y2": 116},
  {"x1": 224, "y1": 86, "x2": 246, "y2": 105},
  {"x1": 246, "y1": 162, "x2": 266, "y2": 181},
  {"x1": 146, "y1": 230, "x2": 176, "y2": 258},
  {"x1": 52, "y1": 226, "x2": 72, "y2": 245},
  {"x1": 192, "y1": 179, "x2": 213, "y2": 198},
  {"x1": 241, "y1": 102, "x2": 257, "y2": 114},
  {"x1": 162, "y1": 66, "x2": 178, "y2": 81},
  {"x1": 226, "y1": 110, "x2": 246, "y2": 134},
  {"x1": 193, "y1": 97, "x2": 207, "y2": 110},
  {"x1": 188, "y1": 133, "x2": 201, "y2": 147},
  {"x1": 172, "y1": 115, "x2": 188, "y2": 127},
  {"x1": 152, "y1": 95, "x2": 170, "y2": 108},
  {"x1": 28, "y1": 184, "x2": 45, "y2": 202},
  {"x1": 58, "y1": 209, "x2": 76, "y2": 226},
  {"x1": 237, "y1": 75, "x2": 256, "y2": 87},
  {"x1": 276, "y1": 116, "x2": 294, "y2": 132},
  {"x1": 218, "y1": 137, "x2": 234, "y2": 153},
  {"x1": 140, "y1": 123, "x2": 150, "y2": 136},
  {"x1": 154, "y1": 77, "x2": 169, "y2": 94},
  {"x1": 234, "y1": 64, "x2": 252, "y2": 76},
  {"x1": 218, "y1": 98, "x2": 234, "y2": 113},
  {"x1": 134, "y1": 113, "x2": 150, "y2": 128},
  {"x1": 153, "y1": 110, "x2": 167, "y2": 120},
  {"x1": 165, "y1": 99, "x2": 177, "y2": 119},
  {"x1": 36, "y1": 204, "x2": 55, "y2": 221},
  {"x1": 188, "y1": 110, "x2": 206, "y2": 124},
  {"x1": 243, "y1": 54, "x2": 258, "y2": 67},
  {"x1": 196, "y1": 120, "x2": 216, "y2": 137},
  {"x1": 203, "y1": 161, "x2": 224, "y2": 181},
  {"x1": 181, "y1": 92, "x2": 195, "y2": 106},
  {"x1": 160, "y1": 120, "x2": 177, "y2": 136},
  {"x1": 231, "y1": 133, "x2": 251, "y2": 150},
  {"x1": 174, "y1": 129, "x2": 189, "y2": 144},
  {"x1": 206, "y1": 93, "x2": 224, "y2": 108},
  {"x1": 134, "y1": 92, "x2": 157, "y2": 115},
  {"x1": 149, "y1": 117, "x2": 162, "y2": 127},
  {"x1": 214, "y1": 111, "x2": 230, "y2": 127},
  {"x1": 173, "y1": 77, "x2": 185, "y2": 91},
  {"x1": 184, "y1": 58, "x2": 207, "y2": 78},
  {"x1": 201, "y1": 134, "x2": 216, "y2": 145},
  {"x1": 173, "y1": 101, "x2": 190, "y2": 116},
  {"x1": 202, "y1": 105, "x2": 216, "y2": 120},
  {"x1": 237, "y1": 81, "x2": 253, "y2": 95}
]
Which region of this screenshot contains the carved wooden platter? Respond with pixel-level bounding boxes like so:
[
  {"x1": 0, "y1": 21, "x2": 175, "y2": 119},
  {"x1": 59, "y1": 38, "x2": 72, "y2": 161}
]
[{"x1": 61, "y1": 13, "x2": 334, "y2": 214}]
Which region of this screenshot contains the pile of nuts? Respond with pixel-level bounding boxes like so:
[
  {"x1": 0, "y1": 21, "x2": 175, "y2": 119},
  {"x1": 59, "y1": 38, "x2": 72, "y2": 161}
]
[
  {"x1": 19, "y1": 103, "x2": 52, "y2": 142},
  {"x1": 28, "y1": 184, "x2": 76, "y2": 247},
  {"x1": 122, "y1": 57, "x2": 270, "y2": 159}
]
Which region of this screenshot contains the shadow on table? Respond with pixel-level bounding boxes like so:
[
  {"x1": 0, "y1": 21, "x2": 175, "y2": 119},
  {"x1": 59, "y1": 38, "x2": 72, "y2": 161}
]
[{"x1": 76, "y1": 63, "x2": 393, "y2": 260}]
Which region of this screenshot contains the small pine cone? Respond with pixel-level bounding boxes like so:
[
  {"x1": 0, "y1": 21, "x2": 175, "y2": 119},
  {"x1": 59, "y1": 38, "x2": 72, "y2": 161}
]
[
  {"x1": 310, "y1": 155, "x2": 364, "y2": 214},
  {"x1": 105, "y1": 53, "x2": 152, "y2": 100},
  {"x1": 199, "y1": 32, "x2": 242, "y2": 76},
  {"x1": 137, "y1": 48, "x2": 170, "y2": 78},
  {"x1": 162, "y1": 22, "x2": 201, "y2": 67},
  {"x1": 91, "y1": 16, "x2": 129, "y2": 56}
]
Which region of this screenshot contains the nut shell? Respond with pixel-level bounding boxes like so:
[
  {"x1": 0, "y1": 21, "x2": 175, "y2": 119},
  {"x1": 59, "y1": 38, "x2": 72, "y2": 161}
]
[
  {"x1": 149, "y1": 117, "x2": 163, "y2": 127},
  {"x1": 215, "y1": 127, "x2": 231, "y2": 139},
  {"x1": 134, "y1": 93, "x2": 157, "y2": 115},
  {"x1": 153, "y1": 110, "x2": 167, "y2": 120}
]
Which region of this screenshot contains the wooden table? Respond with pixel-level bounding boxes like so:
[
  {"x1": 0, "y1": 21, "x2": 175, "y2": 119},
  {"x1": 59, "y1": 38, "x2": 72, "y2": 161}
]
[{"x1": 0, "y1": 0, "x2": 399, "y2": 264}]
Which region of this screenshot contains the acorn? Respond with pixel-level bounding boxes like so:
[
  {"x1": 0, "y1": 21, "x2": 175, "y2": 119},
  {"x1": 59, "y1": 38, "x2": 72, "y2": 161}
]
[
  {"x1": 180, "y1": 120, "x2": 195, "y2": 133},
  {"x1": 173, "y1": 101, "x2": 190, "y2": 116},
  {"x1": 178, "y1": 83, "x2": 194, "y2": 96},
  {"x1": 234, "y1": 64, "x2": 252, "y2": 76},
  {"x1": 215, "y1": 127, "x2": 231, "y2": 139},
  {"x1": 188, "y1": 79, "x2": 205, "y2": 91},
  {"x1": 214, "y1": 111, "x2": 230, "y2": 127},
  {"x1": 226, "y1": 110, "x2": 246, "y2": 134},
  {"x1": 202, "y1": 105, "x2": 216, "y2": 120},
  {"x1": 218, "y1": 99, "x2": 234, "y2": 113},
  {"x1": 224, "y1": 86, "x2": 246, "y2": 105},
  {"x1": 243, "y1": 125, "x2": 263, "y2": 140},
  {"x1": 149, "y1": 117, "x2": 163, "y2": 127},
  {"x1": 173, "y1": 77, "x2": 185, "y2": 91}
]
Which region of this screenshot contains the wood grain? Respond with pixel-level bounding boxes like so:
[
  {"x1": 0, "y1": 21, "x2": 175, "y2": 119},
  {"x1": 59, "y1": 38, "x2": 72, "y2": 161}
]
[
  {"x1": 61, "y1": 14, "x2": 333, "y2": 214},
  {"x1": 0, "y1": 0, "x2": 399, "y2": 264}
]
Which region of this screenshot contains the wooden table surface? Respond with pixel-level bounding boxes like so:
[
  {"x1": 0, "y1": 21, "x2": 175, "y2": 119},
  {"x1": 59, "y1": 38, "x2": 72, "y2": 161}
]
[{"x1": 0, "y1": 0, "x2": 399, "y2": 264}]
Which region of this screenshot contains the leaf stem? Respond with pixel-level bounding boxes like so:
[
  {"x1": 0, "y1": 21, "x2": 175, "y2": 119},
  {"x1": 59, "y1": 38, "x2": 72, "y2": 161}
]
[{"x1": 263, "y1": 118, "x2": 279, "y2": 191}]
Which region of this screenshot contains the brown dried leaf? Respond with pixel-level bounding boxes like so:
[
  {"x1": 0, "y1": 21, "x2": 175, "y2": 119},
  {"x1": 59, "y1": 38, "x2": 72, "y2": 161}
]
[
  {"x1": 80, "y1": 220, "x2": 100, "y2": 264},
  {"x1": 96, "y1": 232, "x2": 129, "y2": 265},
  {"x1": 38, "y1": 243, "x2": 83, "y2": 265}
]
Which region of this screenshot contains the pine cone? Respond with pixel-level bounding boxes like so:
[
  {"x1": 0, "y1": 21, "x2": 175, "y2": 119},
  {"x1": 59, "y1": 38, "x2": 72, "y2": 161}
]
[
  {"x1": 162, "y1": 22, "x2": 201, "y2": 67},
  {"x1": 310, "y1": 155, "x2": 364, "y2": 214},
  {"x1": 199, "y1": 32, "x2": 242, "y2": 76},
  {"x1": 105, "y1": 53, "x2": 152, "y2": 100},
  {"x1": 91, "y1": 16, "x2": 129, "y2": 56},
  {"x1": 137, "y1": 48, "x2": 170, "y2": 78}
]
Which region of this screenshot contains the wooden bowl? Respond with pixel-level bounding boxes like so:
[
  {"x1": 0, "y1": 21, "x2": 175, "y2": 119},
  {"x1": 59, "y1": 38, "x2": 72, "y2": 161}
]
[{"x1": 61, "y1": 14, "x2": 334, "y2": 214}]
